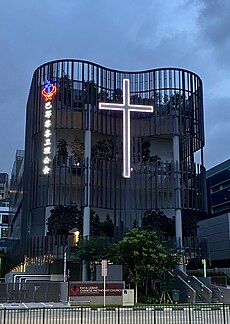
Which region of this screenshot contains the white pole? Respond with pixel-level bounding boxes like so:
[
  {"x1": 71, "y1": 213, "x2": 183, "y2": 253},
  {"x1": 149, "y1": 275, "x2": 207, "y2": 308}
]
[
  {"x1": 63, "y1": 249, "x2": 67, "y2": 282},
  {"x1": 173, "y1": 109, "x2": 184, "y2": 272},
  {"x1": 102, "y1": 260, "x2": 107, "y2": 306},
  {"x1": 104, "y1": 275, "x2": 106, "y2": 307},
  {"x1": 82, "y1": 104, "x2": 91, "y2": 281},
  {"x1": 203, "y1": 259, "x2": 207, "y2": 277}
]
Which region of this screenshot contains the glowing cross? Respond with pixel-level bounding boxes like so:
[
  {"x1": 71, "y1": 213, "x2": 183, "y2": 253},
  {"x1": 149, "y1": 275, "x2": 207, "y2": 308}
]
[{"x1": 99, "y1": 79, "x2": 154, "y2": 178}]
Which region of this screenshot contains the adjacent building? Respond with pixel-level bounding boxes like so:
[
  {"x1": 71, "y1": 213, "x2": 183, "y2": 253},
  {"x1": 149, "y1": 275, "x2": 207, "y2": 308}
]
[
  {"x1": 198, "y1": 160, "x2": 230, "y2": 267},
  {"x1": 0, "y1": 173, "x2": 9, "y2": 252},
  {"x1": 8, "y1": 60, "x2": 207, "y2": 271},
  {"x1": 0, "y1": 173, "x2": 9, "y2": 201}
]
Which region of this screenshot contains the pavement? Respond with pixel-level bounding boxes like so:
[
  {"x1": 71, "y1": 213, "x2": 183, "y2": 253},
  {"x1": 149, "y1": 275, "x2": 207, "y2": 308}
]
[{"x1": 0, "y1": 302, "x2": 69, "y2": 309}]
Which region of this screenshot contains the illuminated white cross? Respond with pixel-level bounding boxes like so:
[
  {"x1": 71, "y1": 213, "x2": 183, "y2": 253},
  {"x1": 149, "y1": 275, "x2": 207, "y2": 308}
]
[{"x1": 99, "y1": 79, "x2": 154, "y2": 178}]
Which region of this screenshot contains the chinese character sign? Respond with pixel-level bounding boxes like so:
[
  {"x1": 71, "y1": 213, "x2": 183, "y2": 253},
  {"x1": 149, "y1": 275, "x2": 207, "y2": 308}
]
[{"x1": 41, "y1": 80, "x2": 57, "y2": 175}]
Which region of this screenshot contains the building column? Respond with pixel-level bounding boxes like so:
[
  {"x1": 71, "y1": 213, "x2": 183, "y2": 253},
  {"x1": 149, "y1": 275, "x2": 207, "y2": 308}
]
[
  {"x1": 173, "y1": 109, "x2": 184, "y2": 271},
  {"x1": 82, "y1": 104, "x2": 91, "y2": 281}
]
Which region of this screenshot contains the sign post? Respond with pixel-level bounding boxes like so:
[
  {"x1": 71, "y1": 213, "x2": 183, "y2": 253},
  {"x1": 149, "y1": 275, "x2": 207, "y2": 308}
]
[
  {"x1": 101, "y1": 260, "x2": 108, "y2": 306},
  {"x1": 63, "y1": 247, "x2": 67, "y2": 282},
  {"x1": 202, "y1": 258, "x2": 207, "y2": 277}
]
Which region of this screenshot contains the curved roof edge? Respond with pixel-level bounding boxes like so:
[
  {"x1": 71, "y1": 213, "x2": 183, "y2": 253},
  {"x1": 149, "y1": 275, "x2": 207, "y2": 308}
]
[{"x1": 36, "y1": 58, "x2": 202, "y2": 80}]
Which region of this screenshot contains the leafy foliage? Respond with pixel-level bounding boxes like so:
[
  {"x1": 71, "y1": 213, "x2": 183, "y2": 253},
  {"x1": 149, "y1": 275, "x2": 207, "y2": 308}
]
[
  {"x1": 112, "y1": 88, "x2": 123, "y2": 102},
  {"x1": 47, "y1": 205, "x2": 115, "y2": 237},
  {"x1": 102, "y1": 215, "x2": 115, "y2": 237},
  {"x1": 143, "y1": 209, "x2": 175, "y2": 238},
  {"x1": 133, "y1": 139, "x2": 161, "y2": 163},
  {"x1": 92, "y1": 139, "x2": 115, "y2": 161},
  {"x1": 182, "y1": 210, "x2": 199, "y2": 238},
  {"x1": 47, "y1": 205, "x2": 83, "y2": 235},
  {"x1": 58, "y1": 74, "x2": 72, "y2": 106},
  {"x1": 56, "y1": 138, "x2": 68, "y2": 164},
  {"x1": 143, "y1": 209, "x2": 199, "y2": 238},
  {"x1": 117, "y1": 229, "x2": 168, "y2": 285},
  {"x1": 76, "y1": 237, "x2": 117, "y2": 263},
  {"x1": 70, "y1": 137, "x2": 84, "y2": 165},
  {"x1": 83, "y1": 80, "x2": 97, "y2": 105}
]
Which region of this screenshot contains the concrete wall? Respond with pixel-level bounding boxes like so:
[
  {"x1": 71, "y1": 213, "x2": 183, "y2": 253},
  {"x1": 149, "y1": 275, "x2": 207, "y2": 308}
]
[
  {"x1": 59, "y1": 282, "x2": 68, "y2": 302},
  {"x1": 96, "y1": 265, "x2": 123, "y2": 281}
]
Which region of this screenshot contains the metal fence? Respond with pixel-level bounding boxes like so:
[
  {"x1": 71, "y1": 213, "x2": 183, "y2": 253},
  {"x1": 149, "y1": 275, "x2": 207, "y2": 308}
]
[
  {"x1": 0, "y1": 305, "x2": 230, "y2": 324},
  {"x1": 0, "y1": 283, "x2": 60, "y2": 303}
]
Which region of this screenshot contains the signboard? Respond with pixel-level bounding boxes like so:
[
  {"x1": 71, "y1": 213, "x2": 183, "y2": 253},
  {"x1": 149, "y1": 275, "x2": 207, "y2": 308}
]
[
  {"x1": 41, "y1": 80, "x2": 57, "y2": 175},
  {"x1": 101, "y1": 260, "x2": 107, "y2": 277},
  {"x1": 69, "y1": 283, "x2": 123, "y2": 296}
]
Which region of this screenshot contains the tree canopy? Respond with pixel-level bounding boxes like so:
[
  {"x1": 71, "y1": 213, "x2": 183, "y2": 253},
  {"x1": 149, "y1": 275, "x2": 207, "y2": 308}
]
[
  {"x1": 143, "y1": 209, "x2": 175, "y2": 238},
  {"x1": 143, "y1": 208, "x2": 199, "y2": 238},
  {"x1": 47, "y1": 205, "x2": 115, "y2": 237},
  {"x1": 47, "y1": 205, "x2": 83, "y2": 235},
  {"x1": 116, "y1": 228, "x2": 169, "y2": 302},
  {"x1": 76, "y1": 237, "x2": 117, "y2": 263},
  {"x1": 56, "y1": 138, "x2": 68, "y2": 164},
  {"x1": 92, "y1": 139, "x2": 115, "y2": 161}
]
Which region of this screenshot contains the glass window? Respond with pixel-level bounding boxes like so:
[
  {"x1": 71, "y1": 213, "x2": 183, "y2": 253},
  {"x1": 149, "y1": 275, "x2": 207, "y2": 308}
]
[
  {"x1": 2, "y1": 215, "x2": 8, "y2": 224},
  {"x1": 1, "y1": 228, "x2": 8, "y2": 238}
]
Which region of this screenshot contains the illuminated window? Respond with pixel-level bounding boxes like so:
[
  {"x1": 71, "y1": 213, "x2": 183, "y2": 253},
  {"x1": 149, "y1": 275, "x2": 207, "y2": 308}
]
[{"x1": 1, "y1": 228, "x2": 8, "y2": 238}]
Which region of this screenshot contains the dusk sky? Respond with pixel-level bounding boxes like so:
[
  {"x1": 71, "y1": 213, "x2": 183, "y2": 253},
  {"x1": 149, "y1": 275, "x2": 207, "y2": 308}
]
[{"x1": 1, "y1": 0, "x2": 230, "y2": 175}]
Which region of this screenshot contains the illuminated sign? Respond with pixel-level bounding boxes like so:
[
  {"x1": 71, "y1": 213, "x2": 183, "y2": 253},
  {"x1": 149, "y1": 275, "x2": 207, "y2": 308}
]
[
  {"x1": 69, "y1": 283, "x2": 124, "y2": 296},
  {"x1": 41, "y1": 80, "x2": 57, "y2": 101},
  {"x1": 42, "y1": 80, "x2": 57, "y2": 175},
  {"x1": 99, "y1": 79, "x2": 154, "y2": 178}
]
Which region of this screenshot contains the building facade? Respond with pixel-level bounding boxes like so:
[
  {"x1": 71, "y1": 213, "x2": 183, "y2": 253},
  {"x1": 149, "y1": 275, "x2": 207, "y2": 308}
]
[
  {"x1": 0, "y1": 173, "x2": 9, "y2": 249},
  {"x1": 198, "y1": 160, "x2": 230, "y2": 266},
  {"x1": 0, "y1": 199, "x2": 9, "y2": 250},
  {"x1": 9, "y1": 60, "x2": 207, "y2": 269},
  {"x1": 206, "y1": 159, "x2": 230, "y2": 216},
  {"x1": 0, "y1": 173, "x2": 9, "y2": 201}
]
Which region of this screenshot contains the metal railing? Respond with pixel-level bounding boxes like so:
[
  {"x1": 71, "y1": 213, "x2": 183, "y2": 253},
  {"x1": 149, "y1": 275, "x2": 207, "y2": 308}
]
[{"x1": 0, "y1": 305, "x2": 230, "y2": 324}]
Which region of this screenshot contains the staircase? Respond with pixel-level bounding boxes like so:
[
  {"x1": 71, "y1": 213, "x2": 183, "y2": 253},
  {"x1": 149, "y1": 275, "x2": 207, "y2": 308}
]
[
  {"x1": 195, "y1": 294, "x2": 206, "y2": 304},
  {"x1": 171, "y1": 269, "x2": 212, "y2": 304}
]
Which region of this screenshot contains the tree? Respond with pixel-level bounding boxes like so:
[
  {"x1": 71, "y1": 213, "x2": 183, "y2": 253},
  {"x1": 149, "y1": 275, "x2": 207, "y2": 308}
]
[
  {"x1": 98, "y1": 89, "x2": 109, "y2": 101},
  {"x1": 90, "y1": 211, "x2": 104, "y2": 236},
  {"x1": 112, "y1": 88, "x2": 123, "y2": 102},
  {"x1": 58, "y1": 74, "x2": 72, "y2": 106},
  {"x1": 56, "y1": 138, "x2": 68, "y2": 165},
  {"x1": 83, "y1": 80, "x2": 97, "y2": 105},
  {"x1": 133, "y1": 139, "x2": 161, "y2": 163},
  {"x1": 92, "y1": 139, "x2": 115, "y2": 161},
  {"x1": 116, "y1": 228, "x2": 168, "y2": 303},
  {"x1": 76, "y1": 237, "x2": 117, "y2": 263},
  {"x1": 143, "y1": 209, "x2": 175, "y2": 238},
  {"x1": 102, "y1": 215, "x2": 115, "y2": 237},
  {"x1": 76, "y1": 237, "x2": 117, "y2": 281},
  {"x1": 168, "y1": 93, "x2": 183, "y2": 108},
  {"x1": 47, "y1": 206, "x2": 115, "y2": 238},
  {"x1": 182, "y1": 210, "x2": 198, "y2": 238},
  {"x1": 47, "y1": 205, "x2": 83, "y2": 235},
  {"x1": 70, "y1": 137, "x2": 84, "y2": 166},
  {"x1": 163, "y1": 92, "x2": 184, "y2": 114}
]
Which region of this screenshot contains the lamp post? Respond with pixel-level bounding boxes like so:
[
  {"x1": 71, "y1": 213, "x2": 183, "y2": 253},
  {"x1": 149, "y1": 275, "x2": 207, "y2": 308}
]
[{"x1": 63, "y1": 246, "x2": 67, "y2": 282}]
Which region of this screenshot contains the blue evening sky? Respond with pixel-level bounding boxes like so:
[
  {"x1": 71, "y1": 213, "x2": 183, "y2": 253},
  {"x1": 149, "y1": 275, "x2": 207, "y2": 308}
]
[{"x1": 0, "y1": 0, "x2": 230, "y2": 174}]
